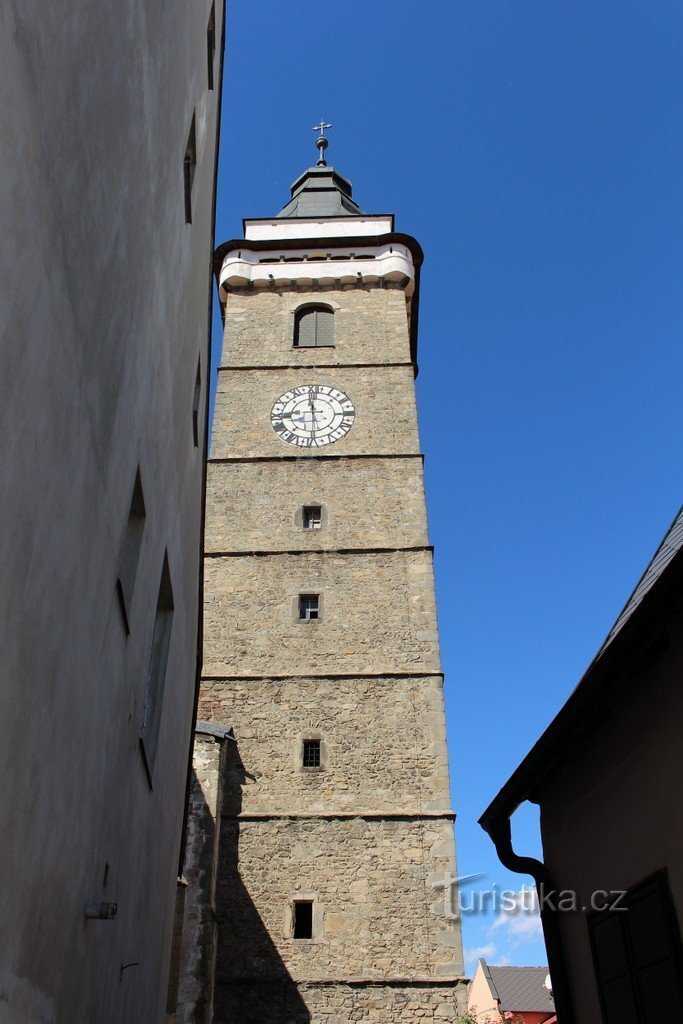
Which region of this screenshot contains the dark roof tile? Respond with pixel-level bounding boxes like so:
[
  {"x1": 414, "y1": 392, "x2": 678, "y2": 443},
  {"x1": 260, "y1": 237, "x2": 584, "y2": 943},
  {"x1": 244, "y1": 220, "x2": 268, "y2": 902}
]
[
  {"x1": 276, "y1": 165, "x2": 365, "y2": 219},
  {"x1": 600, "y1": 505, "x2": 683, "y2": 652},
  {"x1": 486, "y1": 963, "x2": 554, "y2": 1013}
]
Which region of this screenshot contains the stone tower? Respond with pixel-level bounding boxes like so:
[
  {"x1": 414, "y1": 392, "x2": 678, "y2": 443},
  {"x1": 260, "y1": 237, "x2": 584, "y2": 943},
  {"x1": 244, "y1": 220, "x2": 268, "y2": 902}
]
[{"x1": 199, "y1": 134, "x2": 466, "y2": 1022}]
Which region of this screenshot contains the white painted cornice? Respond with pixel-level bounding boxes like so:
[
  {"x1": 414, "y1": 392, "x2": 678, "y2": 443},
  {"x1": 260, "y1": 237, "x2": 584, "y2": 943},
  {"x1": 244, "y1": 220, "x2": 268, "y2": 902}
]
[
  {"x1": 244, "y1": 215, "x2": 394, "y2": 241},
  {"x1": 217, "y1": 242, "x2": 414, "y2": 301}
]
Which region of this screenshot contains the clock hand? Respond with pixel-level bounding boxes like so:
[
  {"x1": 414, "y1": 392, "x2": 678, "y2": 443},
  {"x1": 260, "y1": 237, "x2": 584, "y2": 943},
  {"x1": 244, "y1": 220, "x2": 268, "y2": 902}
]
[{"x1": 292, "y1": 409, "x2": 316, "y2": 430}]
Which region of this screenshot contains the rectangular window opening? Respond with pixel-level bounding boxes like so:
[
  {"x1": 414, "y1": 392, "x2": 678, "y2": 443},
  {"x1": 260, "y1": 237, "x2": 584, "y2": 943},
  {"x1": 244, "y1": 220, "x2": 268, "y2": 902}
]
[
  {"x1": 207, "y1": 3, "x2": 216, "y2": 90},
  {"x1": 140, "y1": 552, "x2": 174, "y2": 782},
  {"x1": 184, "y1": 114, "x2": 197, "y2": 224},
  {"x1": 302, "y1": 506, "x2": 322, "y2": 530},
  {"x1": 116, "y1": 468, "x2": 146, "y2": 633},
  {"x1": 294, "y1": 306, "x2": 334, "y2": 348},
  {"x1": 293, "y1": 901, "x2": 313, "y2": 939},
  {"x1": 192, "y1": 355, "x2": 202, "y2": 448},
  {"x1": 299, "y1": 594, "x2": 319, "y2": 621},
  {"x1": 588, "y1": 870, "x2": 683, "y2": 1022},
  {"x1": 302, "y1": 739, "x2": 321, "y2": 768}
]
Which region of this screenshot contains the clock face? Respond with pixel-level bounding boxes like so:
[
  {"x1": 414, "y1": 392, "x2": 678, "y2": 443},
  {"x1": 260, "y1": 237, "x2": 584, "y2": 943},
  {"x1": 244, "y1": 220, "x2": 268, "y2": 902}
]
[{"x1": 270, "y1": 385, "x2": 355, "y2": 448}]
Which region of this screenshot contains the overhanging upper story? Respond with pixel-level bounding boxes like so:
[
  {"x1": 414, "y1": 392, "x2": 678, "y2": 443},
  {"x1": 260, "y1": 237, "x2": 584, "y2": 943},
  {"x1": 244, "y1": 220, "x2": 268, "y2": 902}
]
[{"x1": 213, "y1": 156, "x2": 424, "y2": 368}]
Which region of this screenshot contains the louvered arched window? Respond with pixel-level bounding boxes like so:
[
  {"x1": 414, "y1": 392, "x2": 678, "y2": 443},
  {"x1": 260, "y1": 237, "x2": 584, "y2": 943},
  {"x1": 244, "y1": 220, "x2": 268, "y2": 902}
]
[{"x1": 294, "y1": 305, "x2": 334, "y2": 348}]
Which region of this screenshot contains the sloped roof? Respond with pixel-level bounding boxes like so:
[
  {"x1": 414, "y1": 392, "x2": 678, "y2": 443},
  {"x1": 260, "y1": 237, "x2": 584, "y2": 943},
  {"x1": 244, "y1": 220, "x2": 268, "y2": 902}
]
[
  {"x1": 276, "y1": 165, "x2": 365, "y2": 218},
  {"x1": 480, "y1": 502, "x2": 683, "y2": 827},
  {"x1": 485, "y1": 962, "x2": 554, "y2": 1013},
  {"x1": 600, "y1": 504, "x2": 683, "y2": 652}
]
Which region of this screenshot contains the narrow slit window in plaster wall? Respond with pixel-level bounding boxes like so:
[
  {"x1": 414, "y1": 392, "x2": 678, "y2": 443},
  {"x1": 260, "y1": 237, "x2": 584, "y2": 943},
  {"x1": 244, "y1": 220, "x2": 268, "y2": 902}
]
[
  {"x1": 184, "y1": 114, "x2": 196, "y2": 224},
  {"x1": 140, "y1": 552, "x2": 174, "y2": 782},
  {"x1": 192, "y1": 354, "x2": 202, "y2": 447},
  {"x1": 207, "y1": 3, "x2": 216, "y2": 90},
  {"x1": 116, "y1": 468, "x2": 146, "y2": 633}
]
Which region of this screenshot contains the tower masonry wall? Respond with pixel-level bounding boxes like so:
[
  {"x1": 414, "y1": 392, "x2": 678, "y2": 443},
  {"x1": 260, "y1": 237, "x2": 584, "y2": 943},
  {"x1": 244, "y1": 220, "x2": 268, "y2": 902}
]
[
  {"x1": 205, "y1": 456, "x2": 429, "y2": 552},
  {"x1": 199, "y1": 676, "x2": 451, "y2": 815},
  {"x1": 214, "y1": 817, "x2": 460, "y2": 981},
  {"x1": 220, "y1": 285, "x2": 411, "y2": 367},
  {"x1": 215, "y1": 982, "x2": 461, "y2": 1024},
  {"x1": 202, "y1": 244, "x2": 466, "y2": 1019},
  {"x1": 203, "y1": 549, "x2": 441, "y2": 677},
  {"x1": 211, "y1": 364, "x2": 420, "y2": 460}
]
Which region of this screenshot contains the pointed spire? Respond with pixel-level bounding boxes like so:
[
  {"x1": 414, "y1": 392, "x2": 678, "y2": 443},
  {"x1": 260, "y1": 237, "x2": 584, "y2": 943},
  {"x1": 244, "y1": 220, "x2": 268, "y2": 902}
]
[{"x1": 275, "y1": 121, "x2": 365, "y2": 218}]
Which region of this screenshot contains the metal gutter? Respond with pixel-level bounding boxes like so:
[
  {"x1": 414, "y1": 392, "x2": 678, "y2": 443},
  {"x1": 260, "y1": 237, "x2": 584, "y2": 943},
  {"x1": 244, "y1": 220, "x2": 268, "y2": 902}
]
[
  {"x1": 480, "y1": 543, "x2": 683, "y2": 830},
  {"x1": 195, "y1": 721, "x2": 236, "y2": 741},
  {"x1": 482, "y1": 817, "x2": 573, "y2": 1024}
]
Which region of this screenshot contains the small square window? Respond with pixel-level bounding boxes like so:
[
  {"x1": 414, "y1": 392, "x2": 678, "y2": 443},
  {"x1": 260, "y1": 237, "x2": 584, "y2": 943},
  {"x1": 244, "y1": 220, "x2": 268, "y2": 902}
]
[
  {"x1": 293, "y1": 900, "x2": 313, "y2": 939},
  {"x1": 302, "y1": 506, "x2": 322, "y2": 530},
  {"x1": 299, "y1": 594, "x2": 319, "y2": 620},
  {"x1": 302, "y1": 739, "x2": 321, "y2": 768}
]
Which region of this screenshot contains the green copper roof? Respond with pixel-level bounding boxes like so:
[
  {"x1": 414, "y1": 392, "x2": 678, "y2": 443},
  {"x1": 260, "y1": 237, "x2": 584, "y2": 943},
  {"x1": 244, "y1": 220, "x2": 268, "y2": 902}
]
[{"x1": 276, "y1": 165, "x2": 365, "y2": 218}]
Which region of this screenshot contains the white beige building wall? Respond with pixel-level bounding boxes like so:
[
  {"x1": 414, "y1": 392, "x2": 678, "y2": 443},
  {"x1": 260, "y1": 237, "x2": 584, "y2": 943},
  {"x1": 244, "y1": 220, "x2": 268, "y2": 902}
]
[{"x1": 0, "y1": 3, "x2": 223, "y2": 1021}]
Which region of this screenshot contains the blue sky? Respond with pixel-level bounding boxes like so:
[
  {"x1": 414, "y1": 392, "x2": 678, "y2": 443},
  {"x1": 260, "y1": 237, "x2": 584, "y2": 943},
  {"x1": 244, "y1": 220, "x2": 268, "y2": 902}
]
[{"x1": 211, "y1": 0, "x2": 683, "y2": 972}]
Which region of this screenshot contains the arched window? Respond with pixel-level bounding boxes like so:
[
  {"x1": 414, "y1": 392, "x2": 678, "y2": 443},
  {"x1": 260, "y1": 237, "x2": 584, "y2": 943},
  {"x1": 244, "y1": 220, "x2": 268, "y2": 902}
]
[{"x1": 294, "y1": 305, "x2": 334, "y2": 348}]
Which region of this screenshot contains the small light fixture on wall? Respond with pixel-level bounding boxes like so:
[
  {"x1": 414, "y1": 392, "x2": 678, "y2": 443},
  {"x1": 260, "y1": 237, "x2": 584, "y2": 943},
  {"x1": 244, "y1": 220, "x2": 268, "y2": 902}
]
[{"x1": 85, "y1": 901, "x2": 118, "y2": 920}]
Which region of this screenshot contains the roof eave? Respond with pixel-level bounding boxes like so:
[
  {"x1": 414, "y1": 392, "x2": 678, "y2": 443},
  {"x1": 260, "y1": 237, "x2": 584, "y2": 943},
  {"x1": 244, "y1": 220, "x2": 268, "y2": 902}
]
[
  {"x1": 479, "y1": 542, "x2": 683, "y2": 832},
  {"x1": 213, "y1": 231, "x2": 424, "y2": 371},
  {"x1": 241, "y1": 213, "x2": 396, "y2": 233}
]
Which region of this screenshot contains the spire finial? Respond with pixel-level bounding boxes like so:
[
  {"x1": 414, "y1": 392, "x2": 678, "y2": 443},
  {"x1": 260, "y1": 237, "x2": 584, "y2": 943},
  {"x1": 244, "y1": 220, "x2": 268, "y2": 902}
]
[{"x1": 313, "y1": 119, "x2": 332, "y2": 166}]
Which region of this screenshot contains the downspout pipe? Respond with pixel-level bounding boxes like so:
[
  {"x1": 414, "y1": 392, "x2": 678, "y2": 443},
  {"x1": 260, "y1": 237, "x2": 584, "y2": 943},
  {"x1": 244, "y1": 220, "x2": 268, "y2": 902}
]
[
  {"x1": 480, "y1": 815, "x2": 575, "y2": 1024},
  {"x1": 478, "y1": 519, "x2": 683, "y2": 1024}
]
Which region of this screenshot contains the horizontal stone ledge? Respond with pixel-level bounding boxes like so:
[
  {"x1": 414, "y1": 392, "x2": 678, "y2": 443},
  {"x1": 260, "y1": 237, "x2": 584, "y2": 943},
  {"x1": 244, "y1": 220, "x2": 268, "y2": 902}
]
[
  {"x1": 207, "y1": 452, "x2": 425, "y2": 464},
  {"x1": 194, "y1": 721, "x2": 236, "y2": 741},
  {"x1": 218, "y1": 361, "x2": 414, "y2": 371},
  {"x1": 215, "y1": 977, "x2": 467, "y2": 988},
  {"x1": 205, "y1": 545, "x2": 434, "y2": 558},
  {"x1": 223, "y1": 811, "x2": 456, "y2": 822},
  {"x1": 201, "y1": 671, "x2": 444, "y2": 681}
]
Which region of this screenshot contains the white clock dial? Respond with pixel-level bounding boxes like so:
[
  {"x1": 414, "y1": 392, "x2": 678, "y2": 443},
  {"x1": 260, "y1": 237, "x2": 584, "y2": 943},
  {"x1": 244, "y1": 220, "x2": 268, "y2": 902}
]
[{"x1": 270, "y1": 385, "x2": 355, "y2": 448}]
